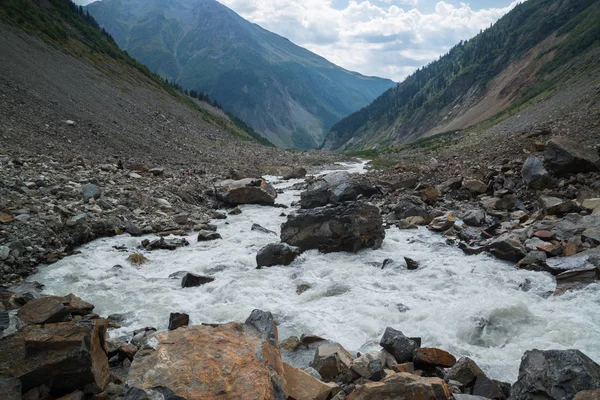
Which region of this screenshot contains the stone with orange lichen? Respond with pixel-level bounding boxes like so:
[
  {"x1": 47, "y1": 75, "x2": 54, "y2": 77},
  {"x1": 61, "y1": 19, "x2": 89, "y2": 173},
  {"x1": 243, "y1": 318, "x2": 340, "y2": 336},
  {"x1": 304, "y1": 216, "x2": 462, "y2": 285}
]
[{"x1": 125, "y1": 320, "x2": 286, "y2": 400}]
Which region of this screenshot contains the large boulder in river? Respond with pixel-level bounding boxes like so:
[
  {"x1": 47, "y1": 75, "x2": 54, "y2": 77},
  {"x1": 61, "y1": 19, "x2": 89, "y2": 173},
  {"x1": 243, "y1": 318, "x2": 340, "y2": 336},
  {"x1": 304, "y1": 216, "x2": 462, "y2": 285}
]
[
  {"x1": 521, "y1": 156, "x2": 552, "y2": 189},
  {"x1": 300, "y1": 181, "x2": 330, "y2": 209},
  {"x1": 281, "y1": 202, "x2": 385, "y2": 253},
  {"x1": 125, "y1": 311, "x2": 285, "y2": 400},
  {"x1": 511, "y1": 349, "x2": 600, "y2": 400},
  {"x1": 0, "y1": 320, "x2": 109, "y2": 396},
  {"x1": 488, "y1": 233, "x2": 527, "y2": 262},
  {"x1": 544, "y1": 137, "x2": 600, "y2": 174},
  {"x1": 379, "y1": 327, "x2": 420, "y2": 364},
  {"x1": 282, "y1": 167, "x2": 307, "y2": 180},
  {"x1": 256, "y1": 243, "x2": 301, "y2": 268},
  {"x1": 215, "y1": 178, "x2": 277, "y2": 206}
]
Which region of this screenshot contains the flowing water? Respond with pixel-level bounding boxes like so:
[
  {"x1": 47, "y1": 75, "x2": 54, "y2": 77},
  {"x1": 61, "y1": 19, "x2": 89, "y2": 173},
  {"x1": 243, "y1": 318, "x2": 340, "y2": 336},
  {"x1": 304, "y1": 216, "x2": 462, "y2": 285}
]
[{"x1": 28, "y1": 161, "x2": 600, "y2": 383}]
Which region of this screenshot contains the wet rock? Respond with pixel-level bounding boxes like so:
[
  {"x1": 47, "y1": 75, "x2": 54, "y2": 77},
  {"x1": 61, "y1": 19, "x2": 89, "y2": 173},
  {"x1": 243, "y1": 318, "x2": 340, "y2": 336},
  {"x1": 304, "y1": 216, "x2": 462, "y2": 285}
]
[
  {"x1": 127, "y1": 253, "x2": 148, "y2": 265},
  {"x1": 0, "y1": 320, "x2": 109, "y2": 396},
  {"x1": 414, "y1": 348, "x2": 457, "y2": 369},
  {"x1": 481, "y1": 196, "x2": 515, "y2": 211},
  {"x1": 546, "y1": 249, "x2": 600, "y2": 276},
  {"x1": 488, "y1": 233, "x2": 527, "y2": 262},
  {"x1": 215, "y1": 178, "x2": 277, "y2": 206},
  {"x1": 516, "y1": 251, "x2": 549, "y2": 273},
  {"x1": 125, "y1": 319, "x2": 285, "y2": 399},
  {"x1": 544, "y1": 137, "x2": 600, "y2": 175},
  {"x1": 428, "y1": 213, "x2": 456, "y2": 232},
  {"x1": 312, "y1": 342, "x2": 355, "y2": 381},
  {"x1": 197, "y1": 230, "x2": 222, "y2": 241},
  {"x1": 283, "y1": 362, "x2": 338, "y2": 400},
  {"x1": 281, "y1": 202, "x2": 385, "y2": 253},
  {"x1": 17, "y1": 297, "x2": 70, "y2": 325},
  {"x1": 252, "y1": 223, "x2": 276, "y2": 235},
  {"x1": 142, "y1": 237, "x2": 189, "y2": 251},
  {"x1": 472, "y1": 373, "x2": 506, "y2": 399},
  {"x1": 404, "y1": 257, "x2": 419, "y2": 270},
  {"x1": 296, "y1": 284, "x2": 311, "y2": 295},
  {"x1": 181, "y1": 273, "x2": 215, "y2": 288},
  {"x1": 256, "y1": 243, "x2": 301, "y2": 268},
  {"x1": 282, "y1": 167, "x2": 307, "y2": 180},
  {"x1": 511, "y1": 349, "x2": 600, "y2": 400},
  {"x1": 81, "y1": 184, "x2": 101, "y2": 203},
  {"x1": 521, "y1": 157, "x2": 551, "y2": 189},
  {"x1": 444, "y1": 357, "x2": 484, "y2": 387},
  {"x1": 168, "y1": 313, "x2": 189, "y2": 330},
  {"x1": 301, "y1": 333, "x2": 326, "y2": 345},
  {"x1": 346, "y1": 373, "x2": 450, "y2": 400},
  {"x1": 555, "y1": 267, "x2": 599, "y2": 295},
  {"x1": 379, "y1": 327, "x2": 420, "y2": 364},
  {"x1": 463, "y1": 180, "x2": 488, "y2": 194},
  {"x1": 462, "y1": 209, "x2": 486, "y2": 227},
  {"x1": 300, "y1": 181, "x2": 330, "y2": 209}
]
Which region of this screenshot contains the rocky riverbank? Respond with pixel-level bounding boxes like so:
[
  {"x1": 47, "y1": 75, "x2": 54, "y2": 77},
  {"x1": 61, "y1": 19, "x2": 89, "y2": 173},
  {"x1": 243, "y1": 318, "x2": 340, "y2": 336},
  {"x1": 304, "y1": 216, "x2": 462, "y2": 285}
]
[
  {"x1": 1, "y1": 293, "x2": 599, "y2": 400},
  {"x1": 0, "y1": 151, "x2": 345, "y2": 286}
]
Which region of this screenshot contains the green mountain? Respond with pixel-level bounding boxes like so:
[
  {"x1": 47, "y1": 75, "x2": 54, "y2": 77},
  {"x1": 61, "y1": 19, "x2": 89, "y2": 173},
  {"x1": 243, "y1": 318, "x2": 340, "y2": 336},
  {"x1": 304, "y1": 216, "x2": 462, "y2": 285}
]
[
  {"x1": 85, "y1": 0, "x2": 395, "y2": 149},
  {"x1": 323, "y1": 0, "x2": 600, "y2": 152}
]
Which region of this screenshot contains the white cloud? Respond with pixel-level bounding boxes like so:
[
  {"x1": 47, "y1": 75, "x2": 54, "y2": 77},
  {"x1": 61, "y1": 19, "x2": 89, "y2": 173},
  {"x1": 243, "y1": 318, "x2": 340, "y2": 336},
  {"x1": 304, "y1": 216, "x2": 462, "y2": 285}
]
[{"x1": 218, "y1": 0, "x2": 522, "y2": 81}]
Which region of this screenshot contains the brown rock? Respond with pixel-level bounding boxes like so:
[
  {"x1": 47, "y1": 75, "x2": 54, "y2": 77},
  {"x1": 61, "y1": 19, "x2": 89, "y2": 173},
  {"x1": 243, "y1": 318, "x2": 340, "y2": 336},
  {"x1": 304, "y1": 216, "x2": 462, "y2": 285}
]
[
  {"x1": 392, "y1": 362, "x2": 415, "y2": 374},
  {"x1": 563, "y1": 242, "x2": 578, "y2": 257},
  {"x1": 283, "y1": 363, "x2": 338, "y2": 400},
  {"x1": 574, "y1": 389, "x2": 600, "y2": 400},
  {"x1": 280, "y1": 336, "x2": 301, "y2": 351},
  {"x1": 126, "y1": 321, "x2": 285, "y2": 399},
  {"x1": 428, "y1": 213, "x2": 456, "y2": 232},
  {"x1": 300, "y1": 333, "x2": 326, "y2": 345},
  {"x1": 414, "y1": 348, "x2": 457, "y2": 368},
  {"x1": 0, "y1": 212, "x2": 15, "y2": 224},
  {"x1": 421, "y1": 187, "x2": 439, "y2": 204},
  {"x1": 313, "y1": 342, "x2": 355, "y2": 380},
  {"x1": 533, "y1": 230, "x2": 556, "y2": 241},
  {"x1": 17, "y1": 298, "x2": 70, "y2": 325},
  {"x1": 463, "y1": 180, "x2": 488, "y2": 194},
  {"x1": 347, "y1": 372, "x2": 450, "y2": 400},
  {"x1": 0, "y1": 320, "x2": 109, "y2": 396},
  {"x1": 215, "y1": 178, "x2": 277, "y2": 206},
  {"x1": 47, "y1": 294, "x2": 94, "y2": 316}
]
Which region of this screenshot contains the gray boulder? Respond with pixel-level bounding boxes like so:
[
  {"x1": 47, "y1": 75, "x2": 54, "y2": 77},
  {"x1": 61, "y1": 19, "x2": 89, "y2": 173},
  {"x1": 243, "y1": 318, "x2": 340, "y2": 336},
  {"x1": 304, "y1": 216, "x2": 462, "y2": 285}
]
[
  {"x1": 330, "y1": 182, "x2": 357, "y2": 204},
  {"x1": 256, "y1": 243, "x2": 301, "y2": 268},
  {"x1": 393, "y1": 196, "x2": 428, "y2": 220},
  {"x1": 544, "y1": 137, "x2": 600, "y2": 175},
  {"x1": 488, "y1": 233, "x2": 527, "y2": 262},
  {"x1": 215, "y1": 178, "x2": 277, "y2": 206},
  {"x1": 379, "y1": 327, "x2": 420, "y2": 364},
  {"x1": 181, "y1": 273, "x2": 215, "y2": 288},
  {"x1": 300, "y1": 181, "x2": 330, "y2": 209},
  {"x1": 521, "y1": 157, "x2": 551, "y2": 189},
  {"x1": 281, "y1": 202, "x2": 385, "y2": 253},
  {"x1": 511, "y1": 349, "x2": 600, "y2": 400},
  {"x1": 462, "y1": 209, "x2": 486, "y2": 227},
  {"x1": 82, "y1": 183, "x2": 101, "y2": 203},
  {"x1": 282, "y1": 167, "x2": 307, "y2": 180}
]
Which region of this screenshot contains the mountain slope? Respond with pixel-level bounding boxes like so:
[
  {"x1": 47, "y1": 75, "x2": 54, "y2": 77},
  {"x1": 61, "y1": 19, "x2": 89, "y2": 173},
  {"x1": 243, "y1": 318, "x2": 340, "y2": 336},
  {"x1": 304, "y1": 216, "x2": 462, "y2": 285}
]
[
  {"x1": 0, "y1": 0, "x2": 298, "y2": 172},
  {"x1": 85, "y1": 0, "x2": 396, "y2": 149},
  {"x1": 323, "y1": 0, "x2": 600, "y2": 151}
]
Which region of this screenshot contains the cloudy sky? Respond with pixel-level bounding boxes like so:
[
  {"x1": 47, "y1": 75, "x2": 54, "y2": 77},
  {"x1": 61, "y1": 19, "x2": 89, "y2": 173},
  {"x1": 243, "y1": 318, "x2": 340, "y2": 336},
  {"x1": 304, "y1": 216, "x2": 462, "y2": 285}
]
[{"x1": 76, "y1": 0, "x2": 522, "y2": 81}]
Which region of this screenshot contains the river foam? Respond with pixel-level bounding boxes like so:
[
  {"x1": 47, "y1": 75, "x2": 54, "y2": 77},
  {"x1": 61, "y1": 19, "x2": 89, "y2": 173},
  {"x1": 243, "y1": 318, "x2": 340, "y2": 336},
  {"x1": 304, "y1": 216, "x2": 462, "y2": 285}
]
[{"x1": 28, "y1": 161, "x2": 600, "y2": 382}]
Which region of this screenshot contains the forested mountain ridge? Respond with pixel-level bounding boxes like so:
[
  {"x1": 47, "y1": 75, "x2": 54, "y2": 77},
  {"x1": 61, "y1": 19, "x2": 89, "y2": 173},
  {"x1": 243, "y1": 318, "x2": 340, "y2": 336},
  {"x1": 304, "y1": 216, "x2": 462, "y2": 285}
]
[
  {"x1": 323, "y1": 0, "x2": 600, "y2": 152},
  {"x1": 85, "y1": 0, "x2": 396, "y2": 149}
]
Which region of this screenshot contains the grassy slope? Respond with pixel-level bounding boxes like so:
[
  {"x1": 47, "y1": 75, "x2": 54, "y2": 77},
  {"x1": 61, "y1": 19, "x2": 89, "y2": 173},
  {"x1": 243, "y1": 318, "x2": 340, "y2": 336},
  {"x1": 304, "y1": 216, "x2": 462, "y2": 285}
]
[
  {"x1": 325, "y1": 0, "x2": 600, "y2": 152},
  {"x1": 0, "y1": 0, "x2": 272, "y2": 146}
]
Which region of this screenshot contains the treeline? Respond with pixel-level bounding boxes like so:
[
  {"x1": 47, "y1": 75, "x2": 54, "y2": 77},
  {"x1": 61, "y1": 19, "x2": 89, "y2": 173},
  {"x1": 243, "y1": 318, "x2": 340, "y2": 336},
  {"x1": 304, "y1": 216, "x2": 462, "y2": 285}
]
[
  {"x1": 0, "y1": 0, "x2": 268, "y2": 143},
  {"x1": 329, "y1": 0, "x2": 600, "y2": 139}
]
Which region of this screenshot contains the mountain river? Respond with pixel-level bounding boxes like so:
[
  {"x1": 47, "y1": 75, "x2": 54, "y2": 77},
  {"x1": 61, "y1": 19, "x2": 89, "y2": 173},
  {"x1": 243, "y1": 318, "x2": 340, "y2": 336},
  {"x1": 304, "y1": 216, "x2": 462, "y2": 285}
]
[{"x1": 28, "y1": 161, "x2": 600, "y2": 383}]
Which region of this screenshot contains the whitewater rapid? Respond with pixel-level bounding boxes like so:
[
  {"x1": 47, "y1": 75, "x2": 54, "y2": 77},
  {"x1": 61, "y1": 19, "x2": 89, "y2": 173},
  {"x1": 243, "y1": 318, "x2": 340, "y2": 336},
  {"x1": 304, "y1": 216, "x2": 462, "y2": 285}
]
[{"x1": 28, "y1": 161, "x2": 600, "y2": 383}]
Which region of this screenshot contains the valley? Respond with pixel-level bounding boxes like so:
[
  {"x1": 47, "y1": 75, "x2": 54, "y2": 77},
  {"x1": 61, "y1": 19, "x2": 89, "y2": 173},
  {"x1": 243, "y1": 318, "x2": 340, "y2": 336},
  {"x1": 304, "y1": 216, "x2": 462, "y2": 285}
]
[{"x1": 1, "y1": 0, "x2": 600, "y2": 399}]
